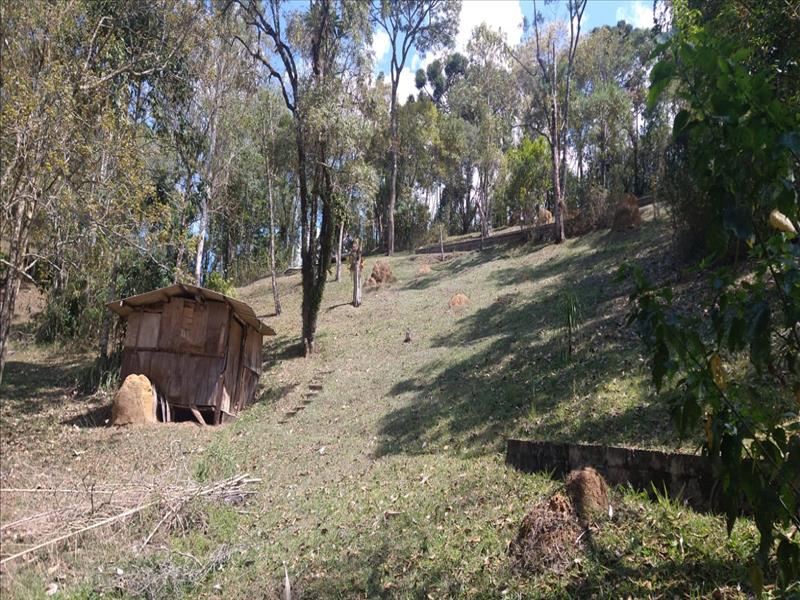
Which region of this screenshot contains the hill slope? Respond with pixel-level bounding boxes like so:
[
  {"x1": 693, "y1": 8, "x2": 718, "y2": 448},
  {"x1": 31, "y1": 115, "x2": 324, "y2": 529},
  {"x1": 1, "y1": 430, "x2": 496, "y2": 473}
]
[{"x1": 1, "y1": 215, "x2": 758, "y2": 598}]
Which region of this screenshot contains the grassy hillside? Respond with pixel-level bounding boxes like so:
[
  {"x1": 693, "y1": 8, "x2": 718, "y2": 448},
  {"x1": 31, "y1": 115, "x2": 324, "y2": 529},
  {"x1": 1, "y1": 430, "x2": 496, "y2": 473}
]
[{"x1": 1, "y1": 214, "x2": 760, "y2": 598}]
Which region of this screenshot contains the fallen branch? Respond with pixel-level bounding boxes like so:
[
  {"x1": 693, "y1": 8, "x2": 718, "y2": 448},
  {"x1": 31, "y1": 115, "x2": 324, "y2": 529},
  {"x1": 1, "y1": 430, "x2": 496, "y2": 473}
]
[
  {"x1": 0, "y1": 499, "x2": 159, "y2": 566},
  {"x1": 0, "y1": 474, "x2": 260, "y2": 566}
]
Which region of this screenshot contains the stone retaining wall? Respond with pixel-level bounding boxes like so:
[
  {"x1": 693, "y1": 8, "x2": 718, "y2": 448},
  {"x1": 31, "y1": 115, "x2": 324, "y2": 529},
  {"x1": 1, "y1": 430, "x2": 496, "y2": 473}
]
[{"x1": 506, "y1": 439, "x2": 722, "y2": 512}]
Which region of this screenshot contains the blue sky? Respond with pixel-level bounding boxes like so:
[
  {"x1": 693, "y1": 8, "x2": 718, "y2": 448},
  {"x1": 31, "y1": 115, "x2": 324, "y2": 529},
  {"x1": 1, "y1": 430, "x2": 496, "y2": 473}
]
[{"x1": 372, "y1": 0, "x2": 657, "y2": 101}]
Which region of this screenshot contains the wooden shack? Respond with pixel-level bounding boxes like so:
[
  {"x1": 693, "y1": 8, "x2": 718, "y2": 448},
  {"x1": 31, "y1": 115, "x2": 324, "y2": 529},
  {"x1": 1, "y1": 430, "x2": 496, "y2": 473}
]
[{"x1": 107, "y1": 284, "x2": 275, "y2": 425}]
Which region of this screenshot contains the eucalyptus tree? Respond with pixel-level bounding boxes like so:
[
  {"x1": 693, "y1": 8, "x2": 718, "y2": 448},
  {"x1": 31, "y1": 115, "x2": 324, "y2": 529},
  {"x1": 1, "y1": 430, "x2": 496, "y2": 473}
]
[
  {"x1": 437, "y1": 112, "x2": 479, "y2": 235},
  {"x1": 229, "y1": 0, "x2": 371, "y2": 355},
  {"x1": 0, "y1": 0, "x2": 196, "y2": 382},
  {"x1": 511, "y1": 0, "x2": 587, "y2": 243},
  {"x1": 188, "y1": 12, "x2": 256, "y2": 286},
  {"x1": 571, "y1": 22, "x2": 653, "y2": 195},
  {"x1": 370, "y1": 0, "x2": 459, "y2": 255},
  {"x1": 254, "y1": 88, "x2": 293, "y2": 313},
  {"x1": 463, "y1": 25, "x2": 515, "y2": 246}
]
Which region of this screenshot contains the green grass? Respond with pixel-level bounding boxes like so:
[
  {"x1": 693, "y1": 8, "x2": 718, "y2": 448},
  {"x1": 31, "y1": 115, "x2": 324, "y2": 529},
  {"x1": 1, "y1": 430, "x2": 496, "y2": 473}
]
[{"x1": 1, "y1": 214, "x2": 763, "y2": 598}]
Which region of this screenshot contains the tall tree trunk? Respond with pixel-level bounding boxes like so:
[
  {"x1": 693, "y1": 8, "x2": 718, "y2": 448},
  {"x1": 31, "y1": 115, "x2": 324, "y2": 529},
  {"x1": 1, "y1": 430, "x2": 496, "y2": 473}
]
[
  {"x1": 194, "y1": 193, "x2": 208, "y2": 286},
  {"x1": 0, "y1": 197, "x2": 34, "y2": 385},
  {"x1": 174, "y1": 167, "x2": 192, "y2": 282},
  {"x1": 98, "y1": 256, "x2": 119, "y2": 365},
  {"x1": 224, "y1": 226, "x2": 234, "y2": 278},
  {"x1": 387, "y1": 95, "x2": 398, "y2": 255},
  {"x1": 551, "y1": 42, "x2": 566, "y2": 244},
  {"x1": 439, "y1": 226, "x2": 445, "y2": 261},
  {"x1": 298, "y1": 131, "x2": 334, "y2": 355},
  {"x1": 335, "y1": 220, "x2": 344, "y2": 282},
  {"x1": 631, "y1": 111, "x2": 640, "y2": 195},
  {"x1": 351, "y1": 239, "x2": 362, "y2": 307},
  {"x1": 266, "y1": 154, "x2": 281, "y2": 315}
]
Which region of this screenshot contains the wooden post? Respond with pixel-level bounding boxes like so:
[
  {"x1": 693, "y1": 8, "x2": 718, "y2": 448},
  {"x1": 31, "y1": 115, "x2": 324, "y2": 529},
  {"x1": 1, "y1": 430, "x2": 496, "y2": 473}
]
[{"x1": 350, "y1": 238, "x2": 363, "y2": 307}]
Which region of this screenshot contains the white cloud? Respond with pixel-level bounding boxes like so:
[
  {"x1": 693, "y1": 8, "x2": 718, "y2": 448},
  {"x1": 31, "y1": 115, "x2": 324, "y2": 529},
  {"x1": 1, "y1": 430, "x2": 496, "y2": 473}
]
[
  {"x1": 372, "y1": 30, "x2": 391, "y2": 61},
  {"x1": 390, "y1": 1, "x2": 525, "y2": 105},
  {"x1": 454, "y1": 0, "x2": 524, "y2": 51},
  {"x1": 616, "y1": 1, "x2": 654, "y2": 29},
  {"x1": 396, "y1": 67, "x2": 418, "y2": 103}
]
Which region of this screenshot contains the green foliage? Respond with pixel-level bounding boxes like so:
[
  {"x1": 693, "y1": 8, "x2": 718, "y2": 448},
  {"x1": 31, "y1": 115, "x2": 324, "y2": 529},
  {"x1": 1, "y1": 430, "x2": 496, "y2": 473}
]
[
  {"x1": 500, "y1": 136, "x2": 550, "y2": 224},
  {"x1": 559, "y1": 288, "x2": 582, "y2": 359},
  {"x1": 35, "y1": 251, "x2": 172, "y2": 346},
  {"x1": 626, "y1": 13, "x2": 800, "y2": 591},
  {"x1": 394, "y1": 198, "x2": 431, "y2": 251},
  {"x1": 203, "y1": 271, "x2": 236, "y2": 297}
]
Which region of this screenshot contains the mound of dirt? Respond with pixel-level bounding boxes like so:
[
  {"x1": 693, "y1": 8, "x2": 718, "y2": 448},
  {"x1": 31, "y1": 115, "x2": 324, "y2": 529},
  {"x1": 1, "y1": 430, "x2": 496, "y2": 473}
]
[
  {"x1": 537, "y1": 207, "x2": 554, "y2": 224},
  {"x1": 565, "y1": 467, "x2": 609, "y2": 522},
  {"x1": 448, "y1": 293, "x2": 470, "y2": 309},
  {"x1": 112, "y1": 374, "x2": 157, "y2": 426},
  {"x1": 367, "y1": 261, "x2": 394, "y2": 287},
  {"x1": 611, "y1": 193, "x2": 641, "y2": 231},
  {"x1": 417, "y1": 264, "x2": 432, "y2": 276},
  {"x1": 509, "y1": 493, "x2": 584, "y2": 574}
]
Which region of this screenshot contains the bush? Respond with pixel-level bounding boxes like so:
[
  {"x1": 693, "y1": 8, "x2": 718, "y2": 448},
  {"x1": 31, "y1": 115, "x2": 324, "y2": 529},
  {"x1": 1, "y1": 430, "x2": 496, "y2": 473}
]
[
  {"x1": 627, "y1": 15, "x2": 800, "y2": 590},
  {"x1": 204, "y1": 271, "x2": 236, "y2": 297}
]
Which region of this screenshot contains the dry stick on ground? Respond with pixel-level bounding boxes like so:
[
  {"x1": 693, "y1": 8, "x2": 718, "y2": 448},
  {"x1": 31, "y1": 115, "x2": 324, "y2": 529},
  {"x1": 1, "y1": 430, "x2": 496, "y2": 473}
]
[
  {"x1": 0, "y1": 499, "x2": 160, "y2": 566},
  {"x1": 0, "y1": 474, "x2": 260, "y2": 566}
]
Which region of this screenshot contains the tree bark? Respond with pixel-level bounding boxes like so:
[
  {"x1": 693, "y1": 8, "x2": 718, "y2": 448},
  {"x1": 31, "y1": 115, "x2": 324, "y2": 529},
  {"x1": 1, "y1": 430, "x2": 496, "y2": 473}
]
[
  {"x1": 266, "y1": 153, "x2": 281, "y2": 315},
  {"x1": 351, "y1": 240, "x2": 362, "y2": 307},
  {"x1": 0, "y1": 197, "x2": 35, "y2": 385},
  {"x1": 387, "y1": 95, "x2": 398, "y2": 255},
  {"x1": 194, "y1": 193, "x2": 208, "y2": 286},
  {"x1": 174, "y1": 172, "x2": 190, "y2": 283},
  {"x1": 551, "y1": 42, "x2": 566, "y2": 243},
  {"x1": 335, "y1": 220, "x2": 344, "y2": 282},
  {"x1": 98, "y1": 256, "x2": 119, "y2": 364}
]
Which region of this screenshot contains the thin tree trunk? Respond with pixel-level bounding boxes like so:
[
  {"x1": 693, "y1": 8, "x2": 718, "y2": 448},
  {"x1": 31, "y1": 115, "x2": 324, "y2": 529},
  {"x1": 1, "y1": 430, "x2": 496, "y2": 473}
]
[
  {"x1": 266, "y1": 153, "x2": 281, "y2": 315},
  {"x1": 387, "y1": 95, "x2": 398, "y2": 255},
  {"x1": 551, "y1": 42, "x2": 566, "y2": 244},
  {"x1": 98, "y1": 256, "x2": 119, "y2": 364},
  {"x1": 351, "y1": 240, "x2": 362, "y2": 307},
  {"x1": 194, "y1": 194, "x2": 208, "y2": 286},
  {"x1": 0, "y1": 197, "x2": 34, "y2": 385},
  {"x1": 439, "y1": 226, "x2": 444, "y2": 261},
  {"x1": 335, "y1": 220, "x2": 344, "y2": 282}
]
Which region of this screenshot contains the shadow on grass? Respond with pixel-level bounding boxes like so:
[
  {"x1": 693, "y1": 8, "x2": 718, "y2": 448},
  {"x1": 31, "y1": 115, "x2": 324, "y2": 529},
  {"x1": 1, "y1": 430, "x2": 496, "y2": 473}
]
[
  {"x1": 404, "y1": 247, "x2": 516, "y2": 291},
  {"x1": 62, "y1": 403, "x2": 112, "y2": 428},
  {"x1": 565, "y1": 552, "x2": 750, "y2": 598},
  {"x1": 1, "y1": 357, "x2": 84, "y2": 414},
  {"x1": 261, "y1": 336, "x2": 305, "y2": 371},
  {"x1": 296, "y1": 500, "x2": 749, "y2": 599},
  {"x1": 376, "y1": 224, "x2": 678, "y2": 459}
]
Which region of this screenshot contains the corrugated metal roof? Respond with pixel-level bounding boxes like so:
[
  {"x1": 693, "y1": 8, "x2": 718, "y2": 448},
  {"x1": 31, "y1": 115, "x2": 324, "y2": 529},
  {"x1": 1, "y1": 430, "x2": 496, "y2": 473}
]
[{"x1": 107, "y1": 283, "x2": 276, "y2": 336}]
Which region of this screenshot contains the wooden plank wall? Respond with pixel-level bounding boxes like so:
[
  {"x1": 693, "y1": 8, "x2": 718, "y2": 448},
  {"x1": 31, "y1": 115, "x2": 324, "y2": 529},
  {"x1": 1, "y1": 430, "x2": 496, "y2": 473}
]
[{"x1": 121, "y1": 299, "x2": 232, "y2": 409}]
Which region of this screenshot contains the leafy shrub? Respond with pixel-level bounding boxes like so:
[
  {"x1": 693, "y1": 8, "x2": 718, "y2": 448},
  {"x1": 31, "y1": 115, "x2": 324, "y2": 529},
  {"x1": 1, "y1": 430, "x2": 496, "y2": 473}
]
[
  {"x1": 626, "y1": 14, "x2": 800, "y2": 591},
  {"x1": 204, "y1": 271, "x2": 236, "y2": 297}
]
